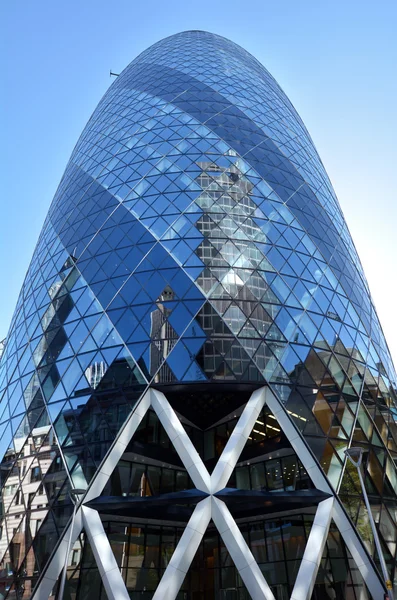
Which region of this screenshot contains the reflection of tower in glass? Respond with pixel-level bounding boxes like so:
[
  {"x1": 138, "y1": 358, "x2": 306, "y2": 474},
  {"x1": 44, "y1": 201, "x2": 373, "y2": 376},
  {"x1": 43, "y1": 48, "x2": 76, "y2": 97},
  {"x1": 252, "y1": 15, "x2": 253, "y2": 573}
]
[
  {"x1": 150, "y1": 286, "x2": 176, "y2": 382},
  {"x1": 193, "y1": 159, "x2": 287, "y2": 382},
  {"x1": 84, "y1": 361, "x2": 106, "y2": 389}
]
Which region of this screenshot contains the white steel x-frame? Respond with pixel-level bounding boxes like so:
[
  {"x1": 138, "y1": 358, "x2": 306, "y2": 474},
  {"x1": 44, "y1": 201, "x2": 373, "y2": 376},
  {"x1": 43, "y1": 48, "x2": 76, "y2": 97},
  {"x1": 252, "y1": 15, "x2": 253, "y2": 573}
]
[{"x1": 31, "y1": 386, "x2": 385, "y2": 600}]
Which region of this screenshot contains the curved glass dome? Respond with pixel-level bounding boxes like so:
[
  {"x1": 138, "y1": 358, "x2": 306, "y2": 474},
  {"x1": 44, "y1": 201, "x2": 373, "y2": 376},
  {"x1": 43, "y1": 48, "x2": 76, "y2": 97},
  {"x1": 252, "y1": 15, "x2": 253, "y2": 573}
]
[{"x1": 0, "y1": 30, "x2": 396, "y2": 599}]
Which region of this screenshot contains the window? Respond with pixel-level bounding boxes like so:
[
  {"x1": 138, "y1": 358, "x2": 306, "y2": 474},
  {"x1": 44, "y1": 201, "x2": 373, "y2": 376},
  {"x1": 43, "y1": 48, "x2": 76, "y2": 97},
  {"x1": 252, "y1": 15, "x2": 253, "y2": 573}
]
[
  {"x1": 35, "y1": 520, "x2": 42, "y2": 535},
  {"x1": 53, "y1": 456, "x2": 62, "y2": 472},
  {"x1": 4, "y1": 484, "x2": 18, "y2": 497},
  {"x1": 30, "y1": 466, "x2": 41, "y2": 483},
  {"x1": 10, "y1": 543, "x2": 20, "y2": 567}
]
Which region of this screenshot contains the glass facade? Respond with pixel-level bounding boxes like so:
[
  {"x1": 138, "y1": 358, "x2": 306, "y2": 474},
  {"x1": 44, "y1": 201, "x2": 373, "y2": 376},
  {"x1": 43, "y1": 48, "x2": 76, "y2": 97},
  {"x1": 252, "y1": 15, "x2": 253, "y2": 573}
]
[{"x1": 0, "y1": 30, "x2": 396, "y2": 599}]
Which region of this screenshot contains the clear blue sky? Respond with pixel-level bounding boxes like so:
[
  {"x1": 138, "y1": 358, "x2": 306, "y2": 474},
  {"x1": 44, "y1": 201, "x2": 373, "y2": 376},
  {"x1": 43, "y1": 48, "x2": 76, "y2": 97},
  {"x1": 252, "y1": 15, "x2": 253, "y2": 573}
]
[{"x1": 1, "y1": 0, "x2": 396, "y2": 368}]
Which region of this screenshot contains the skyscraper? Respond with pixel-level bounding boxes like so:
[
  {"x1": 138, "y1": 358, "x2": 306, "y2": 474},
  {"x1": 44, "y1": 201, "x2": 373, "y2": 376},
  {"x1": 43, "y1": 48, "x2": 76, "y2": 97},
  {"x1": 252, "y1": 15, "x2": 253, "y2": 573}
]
[{"x1": 0, "y1": 30, "x2": 396, "y2": 599}]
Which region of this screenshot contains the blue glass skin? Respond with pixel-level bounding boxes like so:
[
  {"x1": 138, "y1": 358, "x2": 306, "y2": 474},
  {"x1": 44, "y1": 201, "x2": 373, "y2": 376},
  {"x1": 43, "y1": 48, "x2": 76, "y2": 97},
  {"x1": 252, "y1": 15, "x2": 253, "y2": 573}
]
[{"x1": 0, "y1": 31, "x2": 397, "y2": 503}]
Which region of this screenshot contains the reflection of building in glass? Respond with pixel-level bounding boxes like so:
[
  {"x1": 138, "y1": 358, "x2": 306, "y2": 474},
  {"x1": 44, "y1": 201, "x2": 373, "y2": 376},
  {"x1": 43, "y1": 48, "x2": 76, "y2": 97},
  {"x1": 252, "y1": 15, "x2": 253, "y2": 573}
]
[
  {"x1": 0, "y1": 30, "x2": 396, "y2": 600},
  {"x1": 84, "y1": 361, "x2": 106, "y2": 390},
  {"x1": 149, "y1": 286, "x2": 177, "y2": 382},
  {"x1": 0, "y1": 425, "x2": 59, "y2": 599}
]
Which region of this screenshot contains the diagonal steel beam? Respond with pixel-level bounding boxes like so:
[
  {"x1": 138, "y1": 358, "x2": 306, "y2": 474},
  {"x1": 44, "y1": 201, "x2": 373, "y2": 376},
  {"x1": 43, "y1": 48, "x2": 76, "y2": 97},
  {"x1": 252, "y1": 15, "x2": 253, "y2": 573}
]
[
  {"x1": 82, "y1": 506, "x2": 130, "y2": 600},
  {"x1": 152, "y1": 498, "x2": 212, "y2": 599},
  {"x1": 290, "y1": 497, "x2": 334, "y2": 600},
  {"x1": 150, "y1": 388, "x2": 211, "y2": 492},
  {"x1": 210, "y1": 386, "x2": 266, "y2": 493},
  {"x1": 211, "y1": 496, "x2": 276, "y2": 600}
]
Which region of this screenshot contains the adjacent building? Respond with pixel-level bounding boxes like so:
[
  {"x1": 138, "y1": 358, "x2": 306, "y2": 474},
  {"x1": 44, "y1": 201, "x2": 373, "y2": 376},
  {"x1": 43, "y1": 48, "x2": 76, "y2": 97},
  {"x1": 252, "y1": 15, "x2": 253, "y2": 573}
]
[{"x1": 0, "y1": 31, "x2": 396, "y2": 600}]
